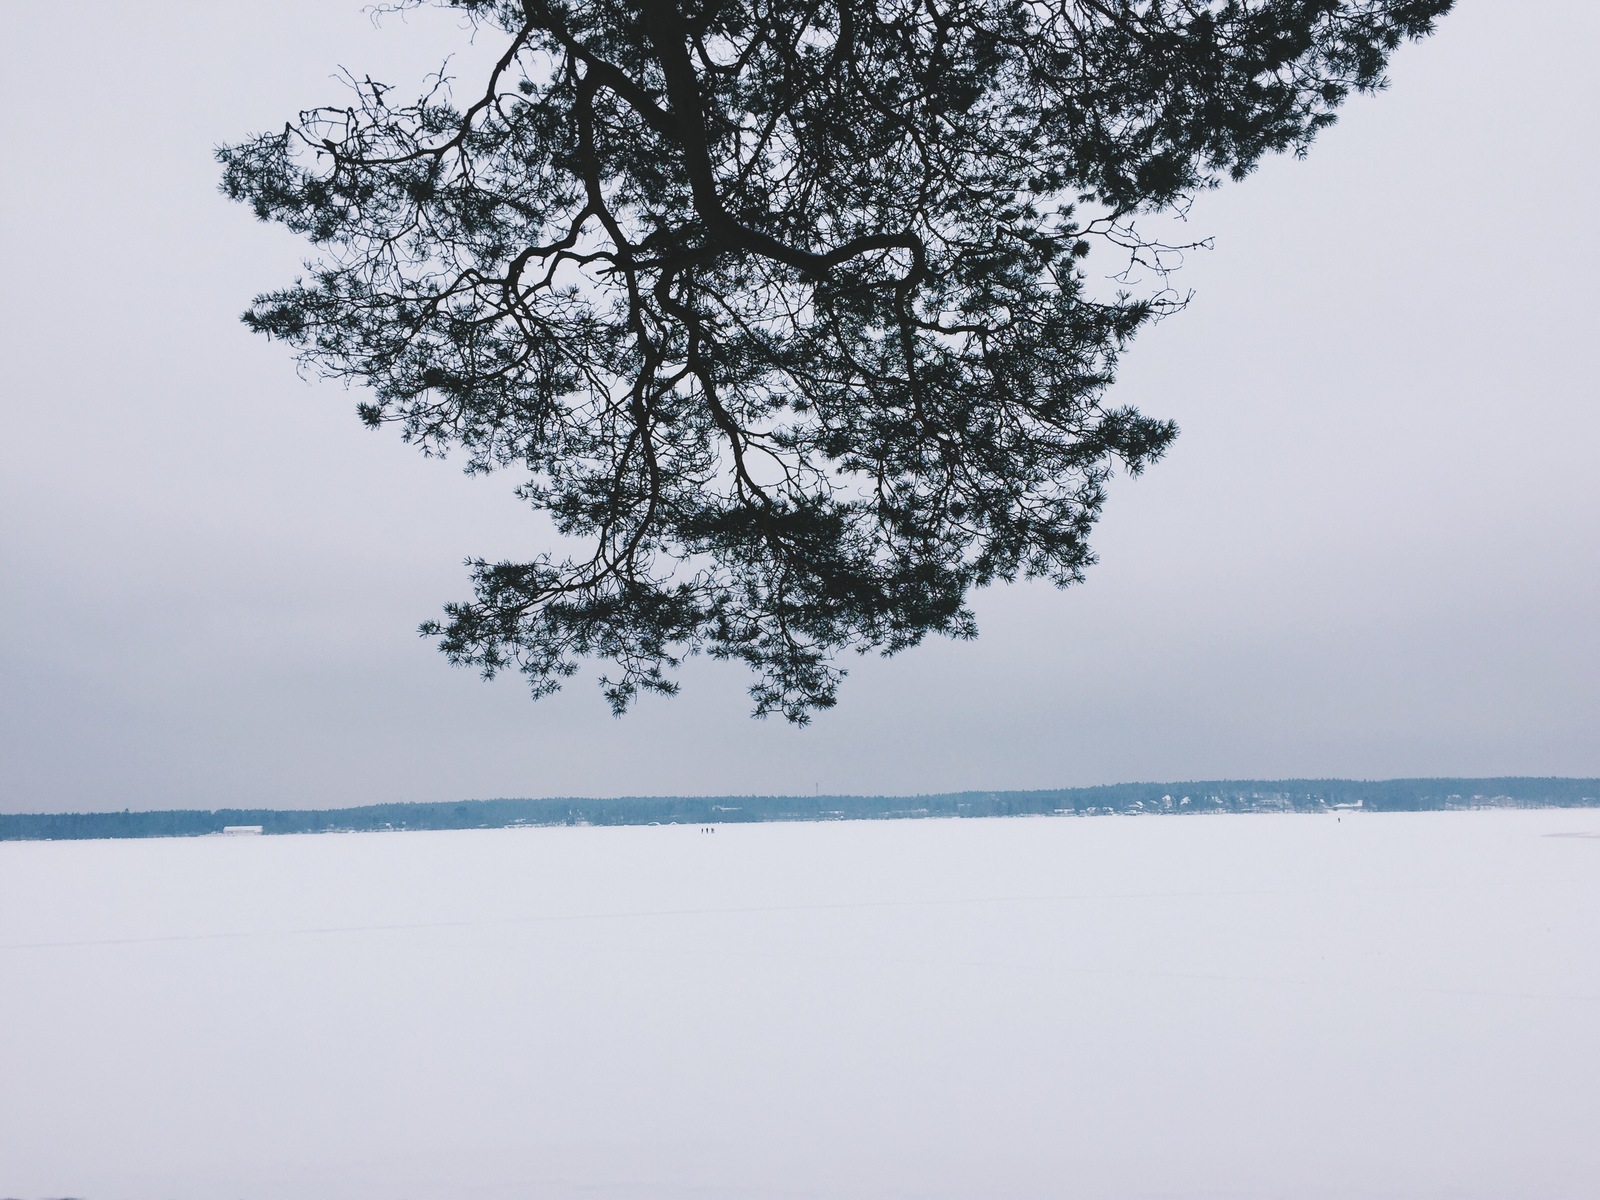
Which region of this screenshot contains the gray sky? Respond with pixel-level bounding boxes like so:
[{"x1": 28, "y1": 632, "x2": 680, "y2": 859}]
[{"x1": 2, "y1": 2, "x2": 1596, "y2": 812}]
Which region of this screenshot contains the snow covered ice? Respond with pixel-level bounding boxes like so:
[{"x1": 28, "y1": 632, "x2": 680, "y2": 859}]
[{"x1": 3, "y1": 808, "x2": 1598, "y2": 1199}]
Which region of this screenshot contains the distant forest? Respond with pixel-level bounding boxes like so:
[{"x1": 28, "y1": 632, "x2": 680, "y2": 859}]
[{"x1": 3, "y1": 779, "x2": 1598, "y2": 841}]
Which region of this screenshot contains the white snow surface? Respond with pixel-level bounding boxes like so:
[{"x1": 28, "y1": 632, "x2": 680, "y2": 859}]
[{"x1": 2, "y1": 809, "x2": 1598, "y2": 1199}]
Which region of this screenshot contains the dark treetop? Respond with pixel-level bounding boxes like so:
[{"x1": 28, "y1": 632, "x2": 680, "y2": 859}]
[{"x1": 220, "y1": 0, "x2": 1453, "y2": 721}]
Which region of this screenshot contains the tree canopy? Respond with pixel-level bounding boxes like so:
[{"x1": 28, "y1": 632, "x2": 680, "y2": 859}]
[{"x1": 220, "y1": 0, "x2": 1453, "y2": 721}]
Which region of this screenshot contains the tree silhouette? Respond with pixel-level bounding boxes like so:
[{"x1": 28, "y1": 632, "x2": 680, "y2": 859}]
[{"x1": 220, "y1": 0, "x2": 1453, "y2": 720}]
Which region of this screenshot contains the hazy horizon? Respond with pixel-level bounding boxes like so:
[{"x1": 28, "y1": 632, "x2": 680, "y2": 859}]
[{"x1": 7, "y1": 774, "x2": 1600, "y2": 820}]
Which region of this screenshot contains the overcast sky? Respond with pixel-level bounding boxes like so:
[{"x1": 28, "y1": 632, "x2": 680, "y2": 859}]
[{"x1": 2, "y1": 2, "x2": 1596, "y2": 813}]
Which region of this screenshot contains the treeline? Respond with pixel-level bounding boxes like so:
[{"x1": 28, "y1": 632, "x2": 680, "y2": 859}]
[{"x1": 3, "y1": 778, "x2": 1598, "y2": 842}]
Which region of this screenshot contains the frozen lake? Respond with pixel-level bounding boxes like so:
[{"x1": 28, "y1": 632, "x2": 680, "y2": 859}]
[{"x1": 3, "y1": 809, "x2": 1598, "y2": 1199}]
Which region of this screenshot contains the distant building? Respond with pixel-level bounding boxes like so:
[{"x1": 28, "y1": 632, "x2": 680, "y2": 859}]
[{"x1": 222, "y1": 825, "x2": 264, "y2": 836}]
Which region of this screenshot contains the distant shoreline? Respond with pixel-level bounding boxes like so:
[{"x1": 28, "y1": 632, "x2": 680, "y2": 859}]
[{"x1": 3, "y1": 778, "x2": 1598, "y2": 842}]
